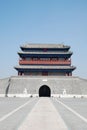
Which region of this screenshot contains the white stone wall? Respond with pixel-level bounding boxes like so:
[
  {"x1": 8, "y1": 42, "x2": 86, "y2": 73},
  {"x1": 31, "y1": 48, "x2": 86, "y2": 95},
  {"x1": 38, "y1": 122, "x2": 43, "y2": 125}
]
[{"x1": 0, "y1": 76, "x2": 87, "y2": 97}]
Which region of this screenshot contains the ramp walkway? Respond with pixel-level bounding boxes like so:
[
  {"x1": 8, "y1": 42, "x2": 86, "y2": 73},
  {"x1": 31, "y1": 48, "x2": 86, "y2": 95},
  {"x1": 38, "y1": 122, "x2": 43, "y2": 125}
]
[{"x1": 18, "y1": 97, "x2": 67, "y2": 130}]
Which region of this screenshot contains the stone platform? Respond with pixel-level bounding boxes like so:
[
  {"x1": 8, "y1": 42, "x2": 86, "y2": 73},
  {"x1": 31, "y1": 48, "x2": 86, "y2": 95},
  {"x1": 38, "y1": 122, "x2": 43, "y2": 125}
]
[{"x1": 0, "y1": 76, "x2": 87, "y2": 97}]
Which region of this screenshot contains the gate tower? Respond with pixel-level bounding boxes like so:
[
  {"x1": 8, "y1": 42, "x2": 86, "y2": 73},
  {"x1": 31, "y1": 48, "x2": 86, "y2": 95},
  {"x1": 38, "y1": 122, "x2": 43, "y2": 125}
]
[{"x1": 15, "y1": 43, "x2": 76, "y2": 76}]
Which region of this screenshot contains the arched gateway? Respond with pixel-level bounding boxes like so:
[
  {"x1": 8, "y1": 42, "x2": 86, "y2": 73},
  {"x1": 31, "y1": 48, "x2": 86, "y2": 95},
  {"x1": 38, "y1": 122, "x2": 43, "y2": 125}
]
[{"x1": 39, "y1": 85, "x2": 51, "y2": 97}]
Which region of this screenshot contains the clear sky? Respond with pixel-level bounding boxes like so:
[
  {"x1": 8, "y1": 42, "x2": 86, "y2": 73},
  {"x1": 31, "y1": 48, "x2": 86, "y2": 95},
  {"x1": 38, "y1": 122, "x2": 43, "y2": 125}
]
[{"x1": 0, "y1": 0, "x2": 87, "y2": 79}]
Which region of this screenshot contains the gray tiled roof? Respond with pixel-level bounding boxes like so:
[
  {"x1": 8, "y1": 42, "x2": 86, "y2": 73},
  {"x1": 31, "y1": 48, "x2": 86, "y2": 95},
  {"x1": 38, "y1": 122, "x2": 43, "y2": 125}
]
[
  {"x1": 20, "y1": 43, "x2": 70, "y2": 49},
  {"x1": 15, "y1": 65, "x2": 75, "y2": 70},
  {"x1": 18, "y1": 51, "x2": 72, "y2": 55}
]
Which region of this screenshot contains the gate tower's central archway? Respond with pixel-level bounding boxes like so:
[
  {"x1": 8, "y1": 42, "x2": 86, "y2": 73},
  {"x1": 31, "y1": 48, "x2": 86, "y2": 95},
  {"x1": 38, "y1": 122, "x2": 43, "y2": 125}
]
[{"x1": 39, "y1": 85, "x2": 51, "y2": 97}]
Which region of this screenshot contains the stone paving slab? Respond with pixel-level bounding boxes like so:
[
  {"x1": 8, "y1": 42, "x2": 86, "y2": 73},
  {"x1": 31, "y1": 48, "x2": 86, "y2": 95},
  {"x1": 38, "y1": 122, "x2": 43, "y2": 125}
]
[{"x1": 18, "y1": 97, "x2": 67, "y2": 130}]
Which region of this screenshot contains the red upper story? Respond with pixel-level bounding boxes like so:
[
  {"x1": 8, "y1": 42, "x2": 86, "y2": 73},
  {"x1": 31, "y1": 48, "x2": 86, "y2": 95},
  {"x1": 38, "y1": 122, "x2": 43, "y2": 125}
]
[{"x1": 19, "y1": 58, "x2": 71, "y2": 65}]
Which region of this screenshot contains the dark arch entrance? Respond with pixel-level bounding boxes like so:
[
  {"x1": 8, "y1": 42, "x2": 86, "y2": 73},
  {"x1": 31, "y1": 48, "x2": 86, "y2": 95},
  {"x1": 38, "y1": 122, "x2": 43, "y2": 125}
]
[{"x1": 39, "y1": 85, "x2": 51, "y2": 97}]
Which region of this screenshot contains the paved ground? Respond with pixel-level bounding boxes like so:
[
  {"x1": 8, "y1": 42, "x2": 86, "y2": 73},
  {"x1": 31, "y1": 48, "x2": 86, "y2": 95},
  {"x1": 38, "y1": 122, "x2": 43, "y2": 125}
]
[
  {"x1": 0, "y1": 97, "x2": 38, "y2": 130},
  {"x1": 18, "y1": 97, "x2": 67, "y2": 130},
  {"x1": 0, "y1": 97, "x2": 87, "y2": 130},
  {"x1": 52, "y1": 98, "x2": 87, "y2": 130}
]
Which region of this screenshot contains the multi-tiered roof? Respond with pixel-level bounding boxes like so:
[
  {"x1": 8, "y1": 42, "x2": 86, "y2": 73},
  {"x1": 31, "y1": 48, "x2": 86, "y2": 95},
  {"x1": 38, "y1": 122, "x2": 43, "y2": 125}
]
[{"x1": 15, "y1": 43, "x2": 76, "y2": 76}]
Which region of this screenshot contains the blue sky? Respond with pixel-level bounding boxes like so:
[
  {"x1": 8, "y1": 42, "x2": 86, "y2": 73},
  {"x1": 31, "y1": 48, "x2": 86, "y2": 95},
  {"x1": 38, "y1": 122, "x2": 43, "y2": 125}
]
[{"x1": 0, "y1": 0, "x2": 87, "y2": 78}]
